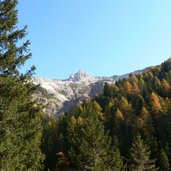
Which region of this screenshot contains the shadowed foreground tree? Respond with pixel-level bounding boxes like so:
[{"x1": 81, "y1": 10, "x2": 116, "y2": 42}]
[
  {"x1": 0, "y1": 77, "x2": 44, "y2": 170},
  {"x1": 0, "y1": 0, "x2": 44, "y2": 170}
]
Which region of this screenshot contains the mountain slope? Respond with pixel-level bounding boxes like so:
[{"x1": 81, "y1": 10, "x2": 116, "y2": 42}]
[{"x1": 33, "y1": 69, "x2": 146, "y2": 116}]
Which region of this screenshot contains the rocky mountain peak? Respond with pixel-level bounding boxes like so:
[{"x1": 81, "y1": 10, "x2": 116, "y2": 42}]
[{"x1": 68, "y1": 70, "x2": 93, "y2": 82}]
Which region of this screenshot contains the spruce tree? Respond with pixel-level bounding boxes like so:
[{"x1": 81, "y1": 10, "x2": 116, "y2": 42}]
[
  {"x1": 0, "y1": 77, "x2": 44, "y2": 170},
  {"x1": 158, "y1": 148, "x2": 170, "y2": 171},
  {"x1": 67, "y1": 104, "x2": 125, "y2": 171},
  {"x1": 0, "y1": 0, "x2": 44, "y2": 170},
  {"x1": 129, "y1": 135, "x2": 158, "y2": 171},
  {"x1": 0, "y1": 0, "x2": 32, "y2": 75}
]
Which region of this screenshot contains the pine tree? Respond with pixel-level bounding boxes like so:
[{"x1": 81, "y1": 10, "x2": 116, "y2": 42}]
[
  {"x1": 0, "y1": 0, "x2": 44, "y2": 170},
  {"x1": 103, "y1": 82, "x2": 114, "y2": 97},
  {"x1": 158, "y1": 148, "x2": 170, "y2": 171},
  {"x1": 129, "y1": 135, "x2": 158, "y2": 171},
  {"x1": 152, "y1": 77, "x2": 161, "y2": 92},
  {"x1": 67, "y1": 105, "x2": 125, "y2": 171}
]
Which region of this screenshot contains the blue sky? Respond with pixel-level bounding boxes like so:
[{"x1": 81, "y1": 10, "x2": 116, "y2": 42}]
[{"x1": 18, "y1": 1, "x2": 171, "y2": 79}]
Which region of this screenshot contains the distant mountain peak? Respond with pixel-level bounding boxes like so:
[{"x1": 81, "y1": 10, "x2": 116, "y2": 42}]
[{"x1": 68, "y1": 70, "x2": 93, "y2": 82}]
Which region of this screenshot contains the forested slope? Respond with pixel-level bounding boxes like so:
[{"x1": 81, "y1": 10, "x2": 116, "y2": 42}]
[{"x1": 42, "y1": 59, "x2": 171, "y2": 171}]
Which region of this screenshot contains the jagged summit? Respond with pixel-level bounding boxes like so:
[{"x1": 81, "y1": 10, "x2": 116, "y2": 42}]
[{"x1": 68, "y1": 70, "x2": 93, "y2": 82}]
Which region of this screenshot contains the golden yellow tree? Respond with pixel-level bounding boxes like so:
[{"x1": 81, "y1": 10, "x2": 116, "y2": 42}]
[
  {"x1": 150, "y1": 92, "x2": 162, "y2": 113},
  {"x1": 162, "y1": 79, "x2": 170, "y2": 95},
  {"x1": 115, "y1": 108, "x2": 124, "y2": 121},
  {"x1": 124, "y1": 81, "x2": 132, "y2": 94},
  {"x1": 137, "y1": 106, "x2": 149, "y2": 127}
]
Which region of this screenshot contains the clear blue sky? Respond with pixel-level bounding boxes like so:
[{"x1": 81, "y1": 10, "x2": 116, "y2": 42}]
[{"x1": 18, "y1": 0, "x2": 171, "y2": 79}]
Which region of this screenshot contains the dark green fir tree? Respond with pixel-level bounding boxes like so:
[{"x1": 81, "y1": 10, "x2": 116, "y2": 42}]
[
  {"x1": 66, "y1": 104, "x2": 125, "y2": 171},
  {"x1": 0, "y1": 0, "x2": 44, "y2": 170},
  {"x1": 129, "y1": 135, "x2": 158, "y2": 171}
]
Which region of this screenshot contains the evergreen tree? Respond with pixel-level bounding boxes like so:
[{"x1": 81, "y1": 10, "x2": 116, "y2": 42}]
[
  {"x1": 67, "y1": 105, "x2": 125, "y2": 171},
  {"x1": 137, "y1": 107, "x2": 149, "y2": 127},
  {"x1": 129, "y1": 135, "x2": 158, "y2": 171},
  {"x1": 0, "y1": 0, "x2": 44, "y2": 170},
  {"x1": 103, "y1": 82, "x2": 114, "y2": 97},
  {"x1": 152, "y1": 77, "x2": 161, "y2": 93},
  {"x1": 0, "y1": 77, "x2": 44, "y2": 170},
  {"x1": 41, "y1": 117, "x2": 60, "y2": 170},
  {"x1": 158, "y1": 148, "x2": 170, "y2": 171},
  {"x1": 0, "y1": 0, "x2": 32, "y2": 75}
]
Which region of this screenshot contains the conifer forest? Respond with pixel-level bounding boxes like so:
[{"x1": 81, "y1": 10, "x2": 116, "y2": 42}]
[{"x1": 0, "y1": 1, "x2": 171, "y2": 171}]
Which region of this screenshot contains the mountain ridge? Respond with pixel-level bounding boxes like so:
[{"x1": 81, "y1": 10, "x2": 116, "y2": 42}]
[{"x1": 33, "y1": 67, "x2": 149, "y2": 116}]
